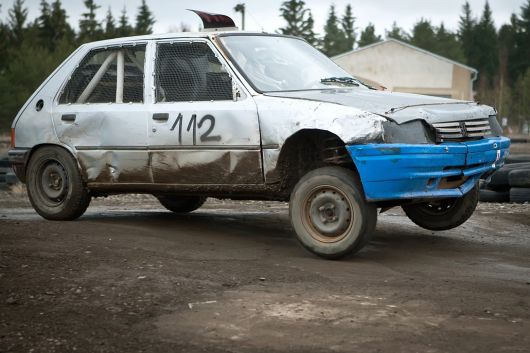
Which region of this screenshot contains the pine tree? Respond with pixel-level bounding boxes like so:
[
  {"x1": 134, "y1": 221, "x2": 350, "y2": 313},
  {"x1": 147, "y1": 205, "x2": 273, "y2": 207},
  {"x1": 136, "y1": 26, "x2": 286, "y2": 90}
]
[
  {"x1": 475, "y1": 1, "x2": 499, "y2": 86},
  {"x1": 513, "y1": 0, "x2": 530, "y2": 82},
  {"x1": 497, "y1": 19, "x2": 516, "y2": 117},
  {"x1": 386, "y1": 21, "x2": 410, "y2": 42},
  {"x1": 434, "y1": 23, "x2": 464, "y2": 62},
  {"x1": 8, "y1": 0, "x2": 28, "y2": 45},
  {"x1": 357, "y1": 23, "x2": 381, "y2": 47},
  {"x1": 386, "y1": 21, "x2": 409, "y2": 41},
  {"x1": 104, "y1": 7, "x2": 116, "y2": 38},
  {"x1": 117, "y1": 7, "x2": 133, "y2": 37},
  {"x1": 135, "y1": 0, "x2": 155, "y2": 35},
  {"x1": 322, "y1": 5, "x2": 346, "y2": 56},
  {"x1": 458, "y1": 1, "x2": 477, "y2": 66},
  {"x1": 79, "y1": 0, "x2": 101, "y2": 42},
  {"x1": 341, "y1": 4, "x2": 355, "y2": 51},
  {"x1": 37, "y1": 0, "x2": 52, "y2": 46},
  {"x1": 410, "y1": 18, "x2": 437, "y2": 52},
  {"x1": 0, "y1": 5, "x2": 10, "y2": 70},
  {"x1": 49, "y1": 0, "x2": 73, "y2": 49},
  {"x1": 278, "y1": 0, "x2": 317, "y2": 46}
]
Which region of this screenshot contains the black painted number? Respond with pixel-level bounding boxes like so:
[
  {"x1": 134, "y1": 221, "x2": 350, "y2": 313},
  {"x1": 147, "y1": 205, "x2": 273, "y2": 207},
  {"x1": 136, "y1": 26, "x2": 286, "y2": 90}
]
[
  {"x1": 169, "y1": 113, "x2": 221, "y2": 144},
  {"x1": 198, "y1": 115, "x2": 221, "y2": 142}
]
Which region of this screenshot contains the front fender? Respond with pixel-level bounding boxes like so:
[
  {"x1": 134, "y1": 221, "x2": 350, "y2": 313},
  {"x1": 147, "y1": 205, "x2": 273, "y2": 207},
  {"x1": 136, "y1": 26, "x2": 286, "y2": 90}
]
[{"x1": 254, "y1": 95, "x2": 386, "y2": 148}]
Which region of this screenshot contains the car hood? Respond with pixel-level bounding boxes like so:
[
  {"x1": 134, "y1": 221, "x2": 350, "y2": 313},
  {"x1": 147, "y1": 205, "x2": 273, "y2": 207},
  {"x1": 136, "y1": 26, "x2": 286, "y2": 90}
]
[{"x1": 264, "y1": 89, "x2": 494, "y2": 124}]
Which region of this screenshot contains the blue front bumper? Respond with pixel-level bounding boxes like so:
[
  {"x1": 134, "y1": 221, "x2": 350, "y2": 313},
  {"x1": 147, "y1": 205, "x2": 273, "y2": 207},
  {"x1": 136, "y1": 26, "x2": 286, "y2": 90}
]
[{"x1": 346, "y1": 137, "x2": 510, "y2": 202}]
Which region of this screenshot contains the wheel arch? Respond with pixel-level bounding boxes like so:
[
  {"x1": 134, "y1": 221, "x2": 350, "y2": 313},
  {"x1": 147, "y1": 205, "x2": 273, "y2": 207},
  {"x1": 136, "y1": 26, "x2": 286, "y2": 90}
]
[
  {"x1": 272, "y1": 128, "x2": 363, "y2": 198},
  {"x1": 21, "y1": 143, "x2": 82, "y2": 183}
]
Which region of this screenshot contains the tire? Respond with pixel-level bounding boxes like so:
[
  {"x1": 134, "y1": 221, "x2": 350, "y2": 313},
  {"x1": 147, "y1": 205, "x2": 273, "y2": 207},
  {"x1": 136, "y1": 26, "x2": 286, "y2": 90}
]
[
  {"x1": 5, "y1": 173, "x2": 19, "y2": 185},
  {"x1": 509, "y1": 188, "x2": 530, "y2": 203},
  {"x1": 289, "y1": 166, "x2": 377, "y2": 260},
  {"x1": 508, "y1": 169, "x2": 530, "y2": 188},
  {"x1": 156, "y1": 195, "x2": 206, "y2": 213},
  {"x1": 486, "y1": 163, "x2": 530, "y2": 190},
  {"x1": 402, "y1": 185, "x2": 479, "y2": 231},
  {"x1": 506, "y1": 155, "x2": 530, "y2": 164},
  {"x1": 479, "y1": 189, "x2": 509, "y2": 203},
  {"x1": 0, "y1": 159, "x2": 10, "y2": 168},
  {"x1": 26, "y1": 147, "x2": 90, "y2": 220}
]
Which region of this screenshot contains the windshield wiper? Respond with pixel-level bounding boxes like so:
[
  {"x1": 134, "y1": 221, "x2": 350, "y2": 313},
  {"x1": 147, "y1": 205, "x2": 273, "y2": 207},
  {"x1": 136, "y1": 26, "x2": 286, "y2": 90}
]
[{"x1": 320, "y1": 77, "x2": 360, "y2": 86}]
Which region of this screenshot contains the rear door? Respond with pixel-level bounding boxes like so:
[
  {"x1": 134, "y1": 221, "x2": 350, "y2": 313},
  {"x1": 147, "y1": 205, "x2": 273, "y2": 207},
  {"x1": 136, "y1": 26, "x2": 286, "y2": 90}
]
[
  {"x1": 52, "y1": 43, "x2": 152, "y2": 184},
  {"x1": 147, "y1": 39, "x2": 262, "y2": 185}
]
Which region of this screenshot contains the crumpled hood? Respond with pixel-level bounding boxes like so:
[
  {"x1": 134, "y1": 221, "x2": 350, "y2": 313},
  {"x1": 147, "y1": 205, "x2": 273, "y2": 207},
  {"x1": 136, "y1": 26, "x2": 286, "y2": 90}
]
[{"x1": 264, "y1": 89, "x2": 495, "y2": 124}]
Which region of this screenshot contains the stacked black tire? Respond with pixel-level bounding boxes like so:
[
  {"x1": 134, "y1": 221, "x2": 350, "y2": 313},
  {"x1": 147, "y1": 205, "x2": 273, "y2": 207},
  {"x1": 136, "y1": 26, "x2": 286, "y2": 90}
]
[
  {"x1": 0, "y1": 157, "x2": 19, "y2": 189},
  {"x1": 480, "y1": 155, "x2": 530, "y2": 203}
]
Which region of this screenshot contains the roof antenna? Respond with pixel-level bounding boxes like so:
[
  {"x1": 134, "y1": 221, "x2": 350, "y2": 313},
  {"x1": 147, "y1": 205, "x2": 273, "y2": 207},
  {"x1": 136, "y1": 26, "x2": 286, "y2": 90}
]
[{"x1": 188, "y1": 9, "x2": 238, "y2": 32}]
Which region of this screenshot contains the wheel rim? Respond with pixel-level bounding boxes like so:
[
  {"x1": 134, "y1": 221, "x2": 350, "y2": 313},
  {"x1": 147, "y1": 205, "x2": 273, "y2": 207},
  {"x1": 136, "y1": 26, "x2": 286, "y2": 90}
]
[
  {"x1": 302, "y1": 185, "x2": 354, "y2": 243},
  {"x1": 418, "y1": 199, "x2": 459, "y2": 216},
  {"x1": 36, "y1": 159, "x2": 69, "y2": 206}
]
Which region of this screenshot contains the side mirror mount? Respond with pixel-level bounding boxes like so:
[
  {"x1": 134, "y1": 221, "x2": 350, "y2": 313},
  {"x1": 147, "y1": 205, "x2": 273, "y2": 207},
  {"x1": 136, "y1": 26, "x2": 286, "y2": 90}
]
[{"x1": 233, "y1": 82, "x2": 243, "y2": 102}]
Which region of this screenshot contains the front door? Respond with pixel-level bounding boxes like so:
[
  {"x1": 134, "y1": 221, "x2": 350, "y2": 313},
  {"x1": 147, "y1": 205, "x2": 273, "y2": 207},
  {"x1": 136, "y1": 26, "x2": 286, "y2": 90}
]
[
  {"x1": 52, "y1": 43, "x2": 151, "y2": 184},
  {"x1": 148, "y1": 40, "x2": 262, "y2": 185}
]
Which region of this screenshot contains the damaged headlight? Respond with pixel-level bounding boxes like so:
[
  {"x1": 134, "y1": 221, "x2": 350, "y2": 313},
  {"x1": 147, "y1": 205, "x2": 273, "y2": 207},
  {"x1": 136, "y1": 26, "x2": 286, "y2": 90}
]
[
  {"x1": 488, "y1": 115, "x2": 503, "y2": 136},
  {"x1": 382, "y1": 120, "x2": 436, "y2": 144}
]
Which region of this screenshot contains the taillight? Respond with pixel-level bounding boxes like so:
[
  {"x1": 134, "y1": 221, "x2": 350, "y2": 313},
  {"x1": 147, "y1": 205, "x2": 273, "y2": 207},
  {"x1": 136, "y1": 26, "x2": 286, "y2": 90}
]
[{"x1": 10, "y1": 128, "x2": 15, "y2": 148}]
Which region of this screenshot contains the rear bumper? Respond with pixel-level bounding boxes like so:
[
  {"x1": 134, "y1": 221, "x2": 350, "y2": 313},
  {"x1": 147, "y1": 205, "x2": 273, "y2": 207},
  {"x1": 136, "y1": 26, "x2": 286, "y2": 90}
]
[{"x1": 346, "y1": 137, "x2": 510, "y2": 202}]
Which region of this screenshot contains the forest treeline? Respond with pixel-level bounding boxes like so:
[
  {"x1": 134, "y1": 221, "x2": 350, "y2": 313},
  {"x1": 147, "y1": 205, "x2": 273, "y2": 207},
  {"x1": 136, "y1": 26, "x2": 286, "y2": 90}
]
[
  {"x1": 0, "y1": 0, "x2": 529, "y2": 131},
  {"x1": 0, "y1": 0, "x2": 154, "y2": 131}
]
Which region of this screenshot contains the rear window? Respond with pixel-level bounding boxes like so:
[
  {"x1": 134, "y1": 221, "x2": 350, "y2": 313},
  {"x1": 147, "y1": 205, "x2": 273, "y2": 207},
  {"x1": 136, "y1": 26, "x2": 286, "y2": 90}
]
[{"x1": 59, "y1": 44, "x2": 146, "y2": 104}]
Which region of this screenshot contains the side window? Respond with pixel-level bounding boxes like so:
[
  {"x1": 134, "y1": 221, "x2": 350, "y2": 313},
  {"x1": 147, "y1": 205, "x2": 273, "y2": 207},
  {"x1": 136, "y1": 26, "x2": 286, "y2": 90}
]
[
  {"x1": 59, "y1": 45, "x2": 146, "y2": 104},
  {"x1": 155, "y1": 42, "x2": 232, "y2": 103}
]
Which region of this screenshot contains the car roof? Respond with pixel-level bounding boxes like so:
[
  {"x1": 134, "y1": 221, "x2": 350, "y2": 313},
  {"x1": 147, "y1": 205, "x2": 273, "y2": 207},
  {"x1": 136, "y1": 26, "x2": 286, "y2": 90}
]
[{"x1": 80, "y1": 31, "x2": 268, "y2": 49}]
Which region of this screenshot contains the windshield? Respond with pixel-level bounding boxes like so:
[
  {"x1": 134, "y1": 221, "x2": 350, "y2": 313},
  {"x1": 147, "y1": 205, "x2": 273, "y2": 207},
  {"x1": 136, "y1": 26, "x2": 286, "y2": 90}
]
[{"x1": 219, "y1": 35, "x2": 368, "y2": 92}]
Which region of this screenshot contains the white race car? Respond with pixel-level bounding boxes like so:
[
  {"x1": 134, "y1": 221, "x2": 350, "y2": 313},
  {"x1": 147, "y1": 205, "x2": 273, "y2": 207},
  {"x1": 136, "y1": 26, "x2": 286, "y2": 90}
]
[{"x1": 8, "y1": 11, "x2": 510, "y2": 259}]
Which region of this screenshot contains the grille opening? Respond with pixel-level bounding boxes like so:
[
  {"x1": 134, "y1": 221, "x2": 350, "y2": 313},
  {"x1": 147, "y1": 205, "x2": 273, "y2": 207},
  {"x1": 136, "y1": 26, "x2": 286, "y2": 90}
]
[{"x1": 432, "y1": 119, "x2": 491, "y2": 143}]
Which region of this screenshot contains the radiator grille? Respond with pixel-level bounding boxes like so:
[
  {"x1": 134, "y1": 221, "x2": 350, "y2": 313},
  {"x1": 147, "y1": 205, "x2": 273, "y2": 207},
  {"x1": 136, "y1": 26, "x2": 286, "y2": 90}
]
[{"x1": 432, "y1": 119, "x2": 491, "y2": 142}]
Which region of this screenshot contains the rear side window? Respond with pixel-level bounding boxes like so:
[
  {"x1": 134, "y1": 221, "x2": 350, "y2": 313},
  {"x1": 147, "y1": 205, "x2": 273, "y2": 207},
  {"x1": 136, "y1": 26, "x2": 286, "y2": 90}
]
[
  {"x1": 155, "y1": 42, "x2": 232, "y2": 102},
  {"x1": 59, "y1": 44, "x2": 146, "y2": 104}
]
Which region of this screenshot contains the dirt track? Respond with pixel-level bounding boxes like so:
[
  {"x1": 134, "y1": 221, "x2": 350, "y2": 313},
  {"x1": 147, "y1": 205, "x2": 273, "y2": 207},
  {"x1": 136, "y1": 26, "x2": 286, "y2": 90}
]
[{"x1": 0, "y1": 192, "x2": 529, "y2": 353}]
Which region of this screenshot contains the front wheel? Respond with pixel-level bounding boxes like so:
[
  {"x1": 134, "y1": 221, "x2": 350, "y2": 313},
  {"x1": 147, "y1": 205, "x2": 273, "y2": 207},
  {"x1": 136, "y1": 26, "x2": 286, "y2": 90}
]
[
  {"x1": 402, "y1": 185, "x2": 479, "y2": 231},
  {"x1": 26, "y1": 147, "x2": 91, "y2": 220},
  {"x1": 289, "y1": 167, "x2": 377, "y2": 260}
]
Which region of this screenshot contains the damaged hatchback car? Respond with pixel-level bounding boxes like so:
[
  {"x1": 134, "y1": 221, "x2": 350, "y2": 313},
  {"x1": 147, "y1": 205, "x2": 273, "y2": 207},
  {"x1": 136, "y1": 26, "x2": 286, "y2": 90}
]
[{"x1": 8, "y1": 12, "x2": 510, "y2": 259}]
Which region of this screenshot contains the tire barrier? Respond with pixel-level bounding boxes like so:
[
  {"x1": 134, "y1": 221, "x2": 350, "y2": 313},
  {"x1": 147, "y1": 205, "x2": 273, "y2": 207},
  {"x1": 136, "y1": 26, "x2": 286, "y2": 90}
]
[
  {"x1": 0, "y1": 157, "x2": 19, "y2": 189},
  {"x1": 481, "y1": 159, "x2": 530, "y2": 203}
]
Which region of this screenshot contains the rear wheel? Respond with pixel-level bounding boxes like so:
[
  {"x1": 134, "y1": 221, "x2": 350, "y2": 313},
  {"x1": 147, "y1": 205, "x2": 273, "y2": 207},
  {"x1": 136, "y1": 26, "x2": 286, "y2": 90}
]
[
  {"x1": 26, "y1": 147, "x2": 90, "y2": 220},
  {"x1": 156, "y1": 195, "x2": 206, "y2": 213},
  {"x1": 289, "y1": 167, "x2": 377, "y2": 259},
  {"x1": 402, "y1": 185, "x2": 479, "y2": 231}
]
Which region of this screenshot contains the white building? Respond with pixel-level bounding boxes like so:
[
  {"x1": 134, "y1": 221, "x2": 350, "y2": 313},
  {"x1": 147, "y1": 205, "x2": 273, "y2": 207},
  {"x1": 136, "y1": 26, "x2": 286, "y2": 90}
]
[{"x1": 333, "y1": 39, "x2": 478, "y2": 100}]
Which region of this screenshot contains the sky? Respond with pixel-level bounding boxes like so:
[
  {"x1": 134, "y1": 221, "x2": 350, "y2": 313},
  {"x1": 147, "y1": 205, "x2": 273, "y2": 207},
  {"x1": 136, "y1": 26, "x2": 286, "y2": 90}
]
[{"x1": 0, "y1": 0, "x2": 526, "y2": 38}]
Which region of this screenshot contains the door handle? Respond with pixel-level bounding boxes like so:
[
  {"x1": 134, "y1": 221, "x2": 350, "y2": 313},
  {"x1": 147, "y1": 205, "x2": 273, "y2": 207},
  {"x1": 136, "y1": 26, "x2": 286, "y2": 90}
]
[
  {"x1": 61, "y1": 114, "x2": 76, "y2": 122},
  {"x1": 152, "y1": 113, "x2": 169, "y2": 121}
]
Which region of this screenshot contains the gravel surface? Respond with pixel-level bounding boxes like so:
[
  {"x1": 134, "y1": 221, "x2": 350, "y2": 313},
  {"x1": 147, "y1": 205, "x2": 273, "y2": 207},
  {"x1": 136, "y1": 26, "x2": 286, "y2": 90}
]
[{"x1": 0, "y1": 191, "x2": 529, "y2": 353}]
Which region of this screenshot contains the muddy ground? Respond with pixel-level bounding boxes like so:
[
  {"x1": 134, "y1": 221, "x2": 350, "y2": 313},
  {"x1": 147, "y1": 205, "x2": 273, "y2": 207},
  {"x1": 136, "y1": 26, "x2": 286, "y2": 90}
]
[{"x1": 0, "y1": 191, "x2": 529, "y2": 353}]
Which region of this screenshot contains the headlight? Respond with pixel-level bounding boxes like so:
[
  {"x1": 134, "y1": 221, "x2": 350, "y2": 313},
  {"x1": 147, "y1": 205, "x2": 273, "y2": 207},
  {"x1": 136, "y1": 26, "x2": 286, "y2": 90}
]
[{"x1": 382, "y1": 120, "x2": 436, "y2": 144}]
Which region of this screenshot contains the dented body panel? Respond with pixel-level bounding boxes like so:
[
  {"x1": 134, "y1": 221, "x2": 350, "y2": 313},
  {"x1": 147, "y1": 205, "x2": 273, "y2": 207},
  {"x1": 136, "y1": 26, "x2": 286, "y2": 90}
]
[{"x1": 264, "y1": 89, "x2": 495, "y2": 125}]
